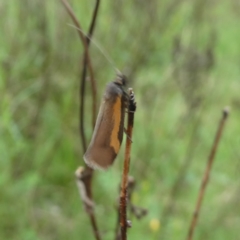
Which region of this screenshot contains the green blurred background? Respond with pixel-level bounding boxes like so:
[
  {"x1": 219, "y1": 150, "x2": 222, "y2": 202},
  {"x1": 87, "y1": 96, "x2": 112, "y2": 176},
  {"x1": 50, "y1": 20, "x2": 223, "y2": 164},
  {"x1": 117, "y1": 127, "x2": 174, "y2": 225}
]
[{"x1": 1, "y1": 0, "x2": 239, "y2": 239}]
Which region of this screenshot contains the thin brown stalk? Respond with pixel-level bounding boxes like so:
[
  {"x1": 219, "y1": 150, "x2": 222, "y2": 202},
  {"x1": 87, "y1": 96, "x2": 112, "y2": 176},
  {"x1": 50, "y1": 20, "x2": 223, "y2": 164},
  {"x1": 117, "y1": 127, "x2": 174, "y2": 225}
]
[
  {"x1": 75, "y1": 167, "x2": 101, "y2": 240},
  {"x1": 186, "y1": 107, "x2": 230, "y2": 240},
  {"x1": 88, "y1": 0, "x2": 100, "y2": 42},
  {"x1": 120, "y1": 89, "x2": 136, "y2": 240},
  {"x1": 61, "y1": 1, "x2": 101, "y2": 240},
  {"x1": 61, "y1": 0, "x2": 97, "y2": 150},
  {"x1": 115, "y1": 177, "x2": 133, "y2": 240},
  {"x1": 80, "y1": 0, "x2": 100, "y2": 145},
  {"x1": 79, "y1": 3, "x2": 101, "y2": 239}
]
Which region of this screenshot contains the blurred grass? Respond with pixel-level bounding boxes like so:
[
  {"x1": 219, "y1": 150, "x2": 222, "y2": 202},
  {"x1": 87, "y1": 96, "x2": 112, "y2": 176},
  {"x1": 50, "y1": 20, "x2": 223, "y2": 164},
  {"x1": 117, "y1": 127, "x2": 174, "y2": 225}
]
[{"x1": 1, "y1": 0, "x2": 240, "y2": 239}]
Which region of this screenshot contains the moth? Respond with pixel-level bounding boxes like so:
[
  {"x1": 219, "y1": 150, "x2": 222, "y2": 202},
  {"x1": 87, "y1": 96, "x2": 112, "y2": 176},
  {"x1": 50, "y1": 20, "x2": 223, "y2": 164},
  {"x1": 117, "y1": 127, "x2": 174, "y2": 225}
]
[{"x1": 84, "y1": 73, "x2": 128, "y2": 170}]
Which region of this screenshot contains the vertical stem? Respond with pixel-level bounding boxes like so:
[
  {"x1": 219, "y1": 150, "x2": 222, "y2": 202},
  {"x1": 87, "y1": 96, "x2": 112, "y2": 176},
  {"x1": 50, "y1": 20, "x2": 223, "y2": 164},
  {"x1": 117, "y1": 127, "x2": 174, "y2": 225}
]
[
  {"x1": 79, "y1": 0, "x2": 100, "y2": 149},
  {"x1": 187, "y1": 107, "x2": 229, "y2": 240},
  {"x1": 61, "y1": 1, "x2": 101, "y2": 240},
  {"x1": 61, "y1": 0, "x2": 97, "y2": 151},
  {"x1": 120, "y1": 89, "x2": 136, "y2": 240}
]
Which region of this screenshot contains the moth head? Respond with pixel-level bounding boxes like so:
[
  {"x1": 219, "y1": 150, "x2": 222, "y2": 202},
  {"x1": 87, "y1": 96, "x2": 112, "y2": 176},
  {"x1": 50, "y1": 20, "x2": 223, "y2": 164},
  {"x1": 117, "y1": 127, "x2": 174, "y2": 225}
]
[{"x1": 114, "y1": 72, "x2": 127, "y2": 86}]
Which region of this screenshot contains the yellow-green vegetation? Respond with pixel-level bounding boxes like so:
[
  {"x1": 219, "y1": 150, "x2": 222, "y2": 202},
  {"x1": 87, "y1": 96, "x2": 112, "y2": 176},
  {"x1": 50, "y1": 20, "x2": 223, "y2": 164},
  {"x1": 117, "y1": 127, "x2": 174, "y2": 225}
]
[{"x1": 1, "y1": 1, "x2": 239, "y2": 240}]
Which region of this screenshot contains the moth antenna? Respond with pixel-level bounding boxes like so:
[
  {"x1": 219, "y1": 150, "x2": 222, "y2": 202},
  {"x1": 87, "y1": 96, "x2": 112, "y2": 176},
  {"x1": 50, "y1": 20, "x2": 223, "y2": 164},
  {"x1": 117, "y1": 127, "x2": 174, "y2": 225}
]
[{"x1": 68, "y1": 24, "x2": 120, "y2": 74}]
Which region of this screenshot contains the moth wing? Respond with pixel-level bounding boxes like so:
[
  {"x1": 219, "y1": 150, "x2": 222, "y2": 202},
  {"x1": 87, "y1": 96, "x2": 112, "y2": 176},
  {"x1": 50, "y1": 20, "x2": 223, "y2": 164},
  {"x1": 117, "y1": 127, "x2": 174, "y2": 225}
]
[{"x1": 84, "y1": 94, "x2": 124, "y2": 170}]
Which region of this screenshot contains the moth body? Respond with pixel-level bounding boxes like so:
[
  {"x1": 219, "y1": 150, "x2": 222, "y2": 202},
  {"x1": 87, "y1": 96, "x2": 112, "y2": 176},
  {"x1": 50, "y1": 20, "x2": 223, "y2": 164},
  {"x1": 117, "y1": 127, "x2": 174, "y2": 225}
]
[{"x1": 84, "y1": 74, "x2": 128, "y2": 170}]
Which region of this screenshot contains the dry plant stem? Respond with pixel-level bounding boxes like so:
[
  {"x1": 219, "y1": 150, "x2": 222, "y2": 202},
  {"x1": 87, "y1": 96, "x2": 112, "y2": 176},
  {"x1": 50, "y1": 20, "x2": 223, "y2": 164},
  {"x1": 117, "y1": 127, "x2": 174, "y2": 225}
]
[
  {"x1": 61, "y1": 1, "x2": 101, "y2": 240},
  {"x1": 120, "y1": 89, "x2": 136, "y2": 240},
  {"x1": 88, "y1": 0, "x2": 100, "y2": 42},
  {"x1": 187, "y1": 107, "x2": 229, "y2": 240},
  {"x1": 76, "y1": 167, "x2": 101, "y2": 240},
  {"x1": 75, "y1": 167, "x2": 95, "y2": 210},
  {"x1": 61, "y1": 0, "x2": 97, "y2": 146},
  {"x1": 79, "y1": 0, "x2": 100, "y2": 152},
  {"x1": 115, "y1": 177, "x2": 137, "y2": 240},
  {"x1": 79, "y1": 4, "x2": 101, "y2": 240},
  {"x1": 74, "y1": 167, "x2": 100, "y2": 240}
]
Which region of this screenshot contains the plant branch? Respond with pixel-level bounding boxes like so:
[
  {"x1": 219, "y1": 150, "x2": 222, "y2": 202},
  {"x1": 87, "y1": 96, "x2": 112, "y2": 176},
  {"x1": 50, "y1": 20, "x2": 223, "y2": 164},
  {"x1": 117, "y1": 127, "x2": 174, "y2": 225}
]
[
  {"x1": 61, "y1": 0, "x2": 97, "y2": 151},
  {"x1": 79, "y1": 0, "x2": 100, "y2": 152},
  {"x1": 186, "y1": 107, "x2": 230, "y2": 240},
  {"x1": 75, "y1": 167, "x2": 101, "y2": 240},
  {"x1": 61, "y1": 1, "x2": 101, "y2": 240},
  {"x1": 120, "y1": 89, "x2": 136, "y2": 240}
]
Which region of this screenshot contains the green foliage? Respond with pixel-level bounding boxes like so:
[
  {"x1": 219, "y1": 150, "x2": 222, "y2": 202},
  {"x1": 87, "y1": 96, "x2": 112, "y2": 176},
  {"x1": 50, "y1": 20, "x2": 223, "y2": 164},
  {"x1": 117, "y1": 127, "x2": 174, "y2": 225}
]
[{"x1": 0, "y1": 0, "x2": 239, "y2": 239}]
